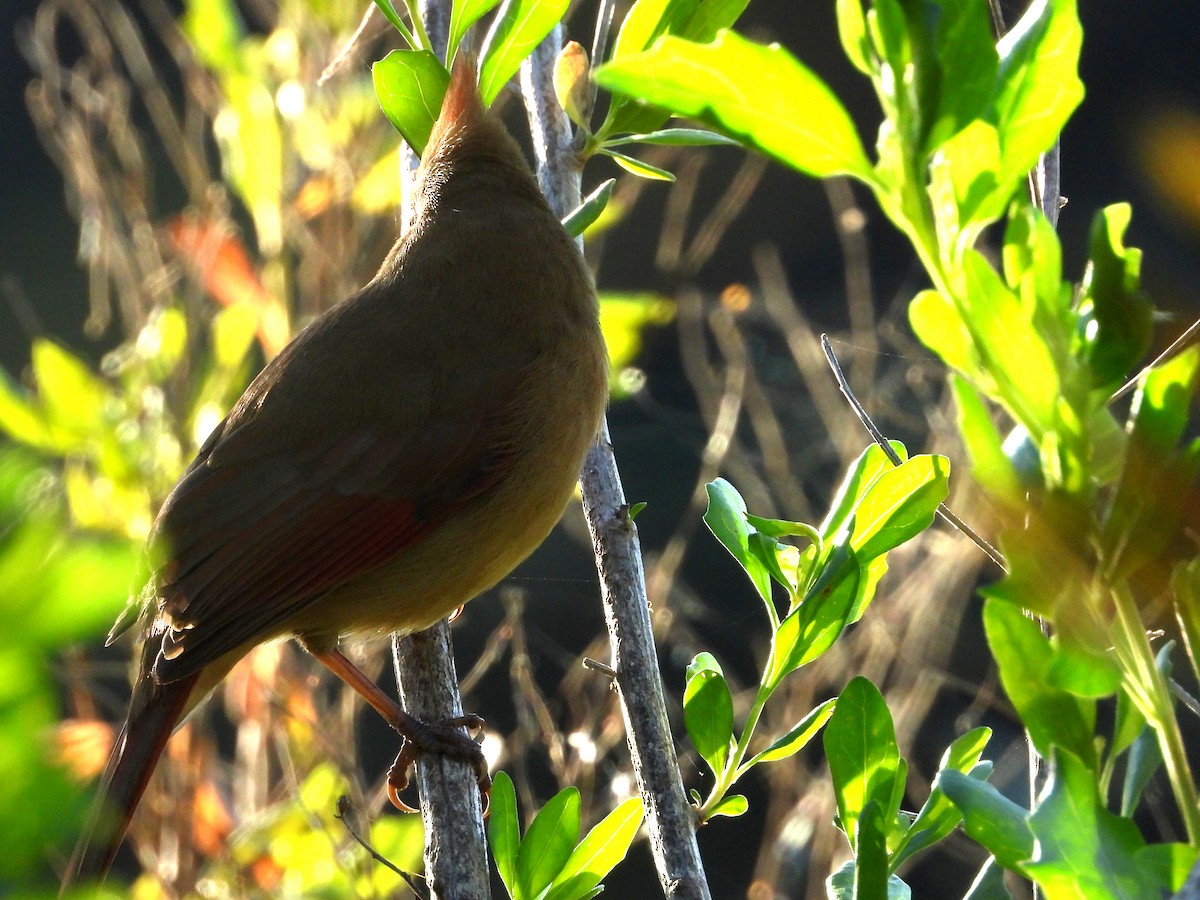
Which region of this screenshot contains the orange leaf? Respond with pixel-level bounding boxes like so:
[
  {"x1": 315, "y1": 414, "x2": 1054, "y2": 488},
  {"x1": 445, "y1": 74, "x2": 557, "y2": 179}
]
[
  {"x1": 191, "y1": 779, "x2": 233, "y2": 857},
  {"x1": 167, "y1": 216, "x2": 291, "y2": 357},
  {"x1": 54, "y1": 718, "x2": 115, "y2": 781}
]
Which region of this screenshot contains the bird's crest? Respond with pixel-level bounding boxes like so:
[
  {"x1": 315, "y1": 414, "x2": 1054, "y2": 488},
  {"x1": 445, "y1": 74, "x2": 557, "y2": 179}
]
[
  {"x1": 425, "y1": 53, "x2": 483, "y2": 156},
  {"x1": 441, "y1": 53, "x2": 482, "y2": 126}
]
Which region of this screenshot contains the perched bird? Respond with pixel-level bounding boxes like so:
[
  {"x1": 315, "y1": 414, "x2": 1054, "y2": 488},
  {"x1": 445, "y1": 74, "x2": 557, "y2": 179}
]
[{"x1": 62, "y1": 55, "x2": 608, "y2": 887}]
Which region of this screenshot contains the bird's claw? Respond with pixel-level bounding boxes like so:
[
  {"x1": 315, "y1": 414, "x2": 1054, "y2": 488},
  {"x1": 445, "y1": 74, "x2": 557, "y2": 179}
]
[{"x1": 386, "y1": 715, "x2": 490, "y2": 814}]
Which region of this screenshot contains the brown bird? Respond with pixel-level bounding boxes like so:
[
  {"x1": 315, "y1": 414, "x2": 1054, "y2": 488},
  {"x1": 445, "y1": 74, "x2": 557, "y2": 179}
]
[{"x1": 62, "y1": 55, "x2": 608, "y2": 887}]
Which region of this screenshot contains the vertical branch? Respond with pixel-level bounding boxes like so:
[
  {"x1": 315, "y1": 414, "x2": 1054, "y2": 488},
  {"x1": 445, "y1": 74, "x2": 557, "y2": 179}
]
[
  {"x1": 393, "y1": 625, "x2": 490, "y2": 900},
  {"x1": 392, "y1": 2, "x2": 490, "y2": 897},
  {"x1": 520, "y1": 26, "x2": 712, "y2": 900}
]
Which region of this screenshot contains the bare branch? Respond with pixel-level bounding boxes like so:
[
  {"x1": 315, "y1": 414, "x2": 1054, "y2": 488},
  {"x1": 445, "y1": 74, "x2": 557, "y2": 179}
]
[
  {"x1": 391, "y1": 3, "x2": 490, "y2": 898},
  {"x1": 520, "y1": 25, "x2": 713, "y2": 900}
]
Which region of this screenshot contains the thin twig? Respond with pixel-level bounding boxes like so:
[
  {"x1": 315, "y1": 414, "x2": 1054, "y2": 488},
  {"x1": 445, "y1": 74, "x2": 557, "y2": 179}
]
[
  {"x1": 1109, "y1": 316, "x2": 1200, "y2": 404},
  {"x1": 820, "y1": 334, "x2": 1008, "y2": 574},
  {"x1": 336, "y1": 795, "x2": 427, "y2": 896},
  {"x1": 824, "y1": 178, "x2": 877, "y2": 417},
  {"x1": 1171, "y1": 679, "x2": 1200, "y2": 720},
  {"x1": 586, "y1": 0, "x2": 616, "y2": 131},
  {"x1": 582, "y1": 657, "x2": 617, "y2": 679},
  {"x1": 319, "y1": 4, "x2": 380, "y2": 86}
]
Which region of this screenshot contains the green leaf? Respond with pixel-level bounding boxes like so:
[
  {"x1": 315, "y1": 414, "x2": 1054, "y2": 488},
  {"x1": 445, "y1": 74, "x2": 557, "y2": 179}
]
[
  {"x1": 183, "y1": 0, "x2": 245, "y2": 73},
  {"x1": 1119, "y1": 643, "x2": 1172, "y2": 816},
  {"x1": 826, "y1": 861, "x2": 854, "y2": 900},
  {"x1": 1100, "y1": 352, "x2": 1197, "y2": 584},
  {"x1": 805, "y1": 451, "x2": 948, "y2": 630},
  {"x1": 824, "y1": 677, "x2": 901, "y2": 850},
  {"x1": 707, "y1": 793, "x2": 748, "y2": 819},
  {"x1": 0, "y1": 370, "x2": 53, "y2": 449},
  {"x1": 680, "y1": 0, "x2": 753, "y2": 45},
  {"x1": 604, "y1": 127, "x2": 740, "y2": 147},
  {"x1": 210, "y1": 303, "x2": 258, "y2": 369},
  {"x1": 950, "y1": 375, "x2": 1023, "y2": 502},
  {"x1": 959, "y1": 250, "x2": 1061, "y2": 438},
  {"x1": 515, "y1": 786, "x2": 581, "y2": 899},
  {"x1": 886, "y1": 756, "x2": 908, "y2": 847},
  {"x1": 982, "y1": 504, "x2": 1093, "y2": 620},
  {"x1": 596, "y1": 30, "x2": 874, "y2": 181},
  {"x1": 1002, "y1": 205, "x2": 1068, "y2": 326},
  {"x1": 941, "y1": 728, "x2": 992, "y2": 781},
  {"x1": 925, "y1": 0, "x2": 999, "y2": 153},
  {"x1": 599, "y1": 0, "x2": 752, "y2": 138},
  {"x1": 1025, "y1": 748, "x2": 1164, "y2": 899},
  {"x1": 936, "y1": 770, "x2": 1034, "y2": 871},
  {"x1": 704, "y1": 478, "x2": 774, "y2": 610},
  {"x1": 373, "y1": 49, "x2": 451, "y2": 156},
  {"x1": 982, "y1": 599, "x2": 1097, "y2": 769},
  {"x1": 1121, "y1": 707, "x2": 1162, "y2": 818},
  {"x1": 835, "y1": 0, "x2": 871, "y2": 75},
  {"x1": 866, "y1": 0, "x2": 908, "y2": 103},
  {"x1": 370, "y1": 0, "x2": 419, "y2": 48},
  {"x1": 854, "y1": 800, "x2": 890, "y2": 897},
  {"x1": 1135, "y1": 843, "x2": 1197, "y2": 895},
  {"x1": 489, "y1": 771, "x2": 520, "y2": 896},
  {"x1": 598, "y1": 291, "x2": 675, "y2": 380},
  {"x1": 609, "y1": 0, "x2": 753, "y2": 68},
  {"x1": 1111, "y1": 678, "x2": 1148, "y2": 762},
  {"x1": 827, "y1": 860, "x2": 913, "y2": 900},
  {"x1": 1174, "y1": 557, "x2": 1200, "y2": 691},
  {"x1": 31, "y1": 341, "x2": 110, "y2": 441},
  {"x1": 609, "y1": 0, "x2": 693, "y2": 60},
  {"x1": 478, "y1": 0, "x2": 570, "y2": 106},
  {"x1": 684, "y1": 656, "x2": 734, "y2": 778},
  {"x1": 685, "y1": 651, "x2": 721, "y2": 681},
  {"x1": 21, "y1": 534, "x2": 141, "y2": 646},
  {"x1": 744, "y1": 514, "x2": 821, "y2": 543},
  {"x1": 749, "y1": 698, "x2": 835, "y2": 766},
  {"x1": 991, "y1": 0, "x2": 1084, "y2": 189},
  {"x1": 820, "y1": 442, "x2": 908, "y2": 543},
  {"x1": 927, "y1": 121, "x2": 1006, "y2": 259},
  {"x1": 1127, "y1": 346, "x2": 1200, "y2": 453},
  {"x1": 1044, "y1": 624, "x2": 1122, "y2": 700},
  {"x1": 215, "y1": 69, "x2": 285, "y2": 251},
  {"x1": 890, "y1": 728, "x2": 993, "y2": 870},
  {"x1": 769, "y1": 543, "x2": 861, "y2": 681},
  {"x1": 544, "y1": 796, "x2": 644, "y2": 900},
  {"x1": 746, "y1": 532, "x2": 802, "y2": 598},
  {"x1": 449, "y1": 0, "x2": 503, "y2": 62},
  {"x1": 1077, "y1": 204, "x2": 1153, "y2": 388},
  {"x1": 962, "y1": 857, "x2": 1013, "y2": 900},
  {"x1": 563, "y1": 179, "x2": 616, "y2": 238},
  {"x1": 909, "y1": 289, "x2": 983, "y2": 386},
  {"x1": 600, "y1": 148, "x2": 676, "y2": 181},
  {"x1": 847, "y1": 454, "x2": 950, "y2": 562}
]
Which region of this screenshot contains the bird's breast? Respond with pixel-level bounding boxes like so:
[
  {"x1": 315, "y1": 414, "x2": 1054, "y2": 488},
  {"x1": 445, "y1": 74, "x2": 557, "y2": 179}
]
[{"x1": 289, "y1": 320, "x2": 608, "y2": 645}]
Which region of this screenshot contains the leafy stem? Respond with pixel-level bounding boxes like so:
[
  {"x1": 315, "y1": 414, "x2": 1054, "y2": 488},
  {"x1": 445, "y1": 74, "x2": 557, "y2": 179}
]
[
  {"x1": 698, "y1": 682, "x2": 770, "y2": 820},
  {"x1": 1111, "y1": 581, "x2": 1200, "y2": 841}
]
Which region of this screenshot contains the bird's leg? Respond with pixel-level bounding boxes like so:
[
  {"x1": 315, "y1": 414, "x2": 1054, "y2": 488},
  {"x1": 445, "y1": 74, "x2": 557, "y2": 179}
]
[{"x1": 308, "y1": 647, "x2": 490, "y2": 810}]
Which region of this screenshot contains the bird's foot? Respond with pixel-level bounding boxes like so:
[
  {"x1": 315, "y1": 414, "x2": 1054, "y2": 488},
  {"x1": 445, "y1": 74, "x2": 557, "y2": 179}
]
[
  {"x1": 306, "y1": 649, "x2": 490, "y2": 812},
  {"x1": 385, "y1": 715, "x2": 490, "y2": 813}
]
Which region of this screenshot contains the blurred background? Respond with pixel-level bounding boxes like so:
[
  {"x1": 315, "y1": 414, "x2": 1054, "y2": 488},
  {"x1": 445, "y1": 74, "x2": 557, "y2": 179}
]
[{"x1": 2, "y1": 0, "x2": 1199, "y2": 897}]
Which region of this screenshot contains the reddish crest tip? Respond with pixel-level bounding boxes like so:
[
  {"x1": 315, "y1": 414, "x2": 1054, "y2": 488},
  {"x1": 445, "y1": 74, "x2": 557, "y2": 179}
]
[{"x1": 438, "y1": 53, "x2": 482, "y2": 128}]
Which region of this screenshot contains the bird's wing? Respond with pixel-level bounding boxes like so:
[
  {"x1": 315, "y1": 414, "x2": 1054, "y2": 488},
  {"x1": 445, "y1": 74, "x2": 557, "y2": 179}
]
[{"x1": 145, "y1": 284, "x2": 533, "y2": 683}]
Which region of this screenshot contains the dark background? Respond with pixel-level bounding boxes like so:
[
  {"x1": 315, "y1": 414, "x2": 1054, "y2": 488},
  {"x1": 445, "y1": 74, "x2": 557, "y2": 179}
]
[{"x1": 5, "y1": 1, "x2": 1200, "y2": 897}]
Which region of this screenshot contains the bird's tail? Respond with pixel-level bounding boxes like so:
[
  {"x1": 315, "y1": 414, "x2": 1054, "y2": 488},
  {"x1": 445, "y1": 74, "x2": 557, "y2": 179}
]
[{"x1": 60, "y1": 667, "x2": 199, "y2": 893}]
